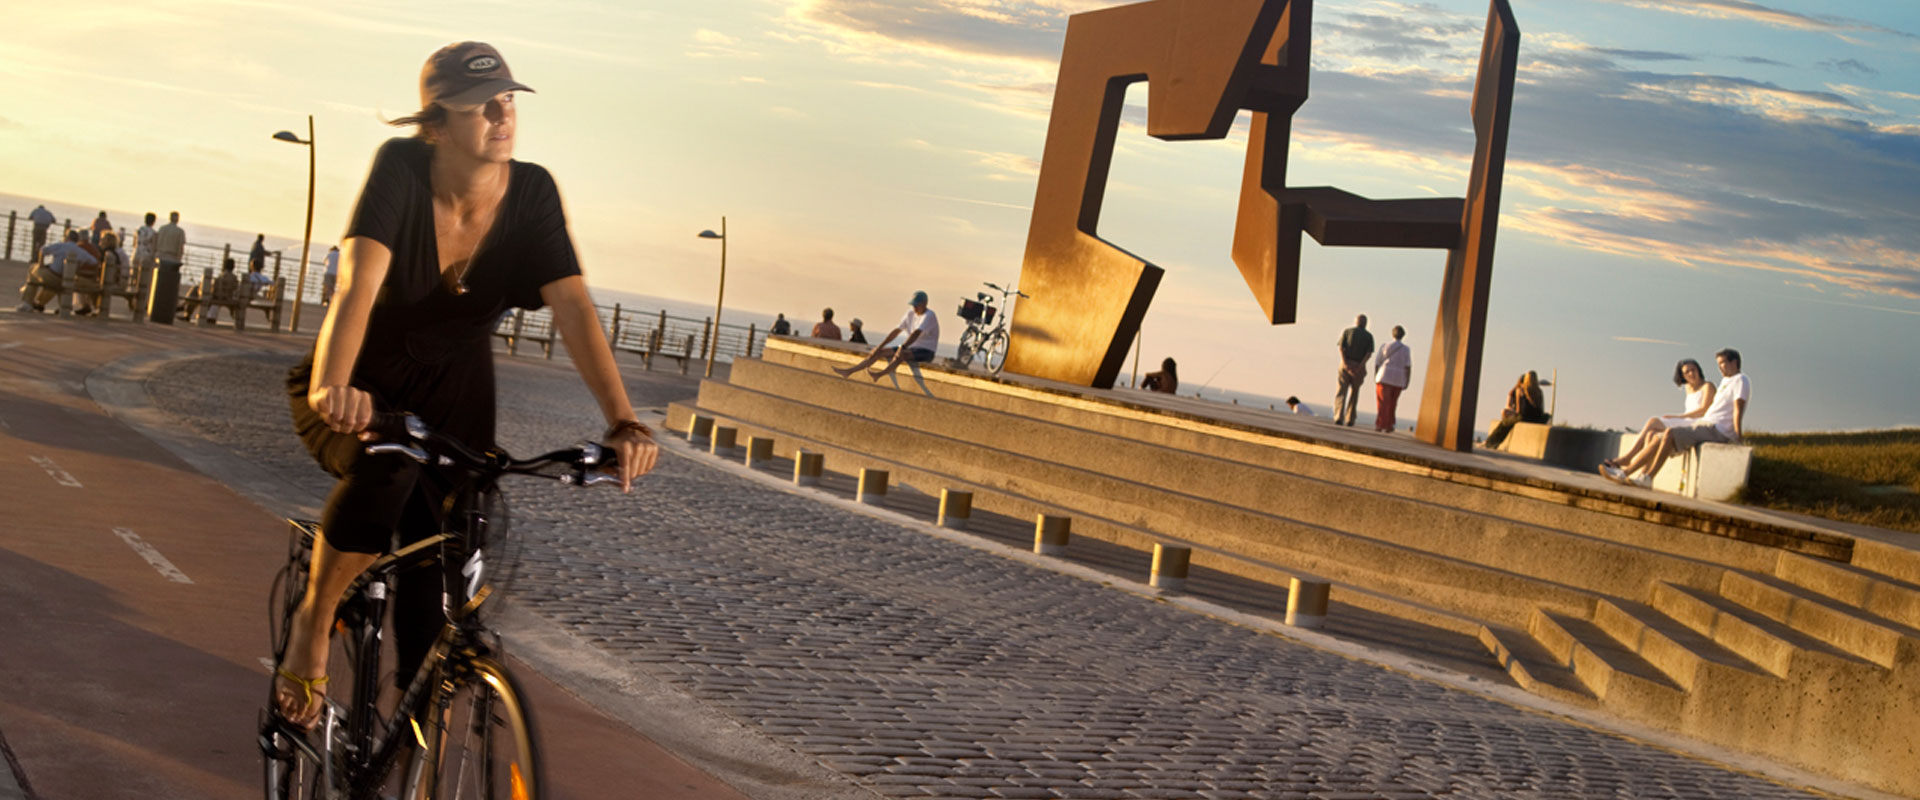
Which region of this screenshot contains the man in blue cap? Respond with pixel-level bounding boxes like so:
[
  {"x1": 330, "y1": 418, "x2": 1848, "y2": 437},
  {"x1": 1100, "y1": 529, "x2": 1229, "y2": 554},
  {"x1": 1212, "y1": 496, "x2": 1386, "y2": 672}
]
[{"x1": 834, "y1": 289, "x2": 940, "y2": 380}]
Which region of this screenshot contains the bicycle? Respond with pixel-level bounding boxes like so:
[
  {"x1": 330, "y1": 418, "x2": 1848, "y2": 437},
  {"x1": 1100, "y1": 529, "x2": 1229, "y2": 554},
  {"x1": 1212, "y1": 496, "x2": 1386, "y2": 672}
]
[
  {"x1": 259, "y1": 413, "x2": 623, "y2": 800},
  {"x1": 952, "y1": 281, "x2": 1028, "y2": 374}
]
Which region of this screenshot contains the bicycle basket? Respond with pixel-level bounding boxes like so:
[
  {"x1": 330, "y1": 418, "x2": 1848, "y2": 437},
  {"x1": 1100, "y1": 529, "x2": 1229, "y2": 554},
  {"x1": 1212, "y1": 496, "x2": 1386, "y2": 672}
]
[
  {"x1": 956, "y1": 299, "x2": 983, "y2": 321},
  {"x1": 980, "y1": 305, "x2": 996, "y2": 325}
]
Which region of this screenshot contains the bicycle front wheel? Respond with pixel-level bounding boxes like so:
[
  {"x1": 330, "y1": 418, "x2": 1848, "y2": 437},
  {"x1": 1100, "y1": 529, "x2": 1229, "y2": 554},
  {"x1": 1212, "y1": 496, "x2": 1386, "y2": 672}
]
[
  {"x1": 983, "y1": 329, "x2": 1010, "y2": 375},
  {"x1": 403, "y1": 656, "x2": 542, "y2": 800}
]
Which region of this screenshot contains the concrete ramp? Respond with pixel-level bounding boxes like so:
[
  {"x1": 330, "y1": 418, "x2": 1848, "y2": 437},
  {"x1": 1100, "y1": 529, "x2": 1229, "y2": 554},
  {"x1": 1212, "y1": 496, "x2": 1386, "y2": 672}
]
[{"x1": 668, "y1": 337, "x2": 1920, "y2": 797}]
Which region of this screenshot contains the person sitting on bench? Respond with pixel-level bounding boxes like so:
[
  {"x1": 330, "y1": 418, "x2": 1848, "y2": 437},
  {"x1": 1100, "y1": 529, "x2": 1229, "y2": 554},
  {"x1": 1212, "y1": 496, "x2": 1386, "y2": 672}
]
[{"x1": 1604, "y1": 348, "x2": 1750, "y2": 488}]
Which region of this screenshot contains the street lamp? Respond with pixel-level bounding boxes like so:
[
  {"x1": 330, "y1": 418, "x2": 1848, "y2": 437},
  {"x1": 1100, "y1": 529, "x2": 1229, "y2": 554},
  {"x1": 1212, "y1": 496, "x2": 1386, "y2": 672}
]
[
  {"x1": 273, "y1": 116, "x2": 315, "y2": 334},
  {"x1": 697, "y1": 218, "x2": 726, "y2": 378}
]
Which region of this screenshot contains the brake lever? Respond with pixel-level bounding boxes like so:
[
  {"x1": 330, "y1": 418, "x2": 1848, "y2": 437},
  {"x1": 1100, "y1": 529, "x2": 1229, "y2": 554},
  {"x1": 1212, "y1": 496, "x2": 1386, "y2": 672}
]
[{"x1": 365, "y1": 443, "x2": 445, "y2": 465}]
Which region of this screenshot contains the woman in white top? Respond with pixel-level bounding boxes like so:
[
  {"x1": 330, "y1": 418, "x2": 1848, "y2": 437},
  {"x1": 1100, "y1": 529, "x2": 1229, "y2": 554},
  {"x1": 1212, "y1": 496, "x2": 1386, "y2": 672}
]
[{"x1": 1602, "y1": 358, "x2": 1715, "y2": 470}]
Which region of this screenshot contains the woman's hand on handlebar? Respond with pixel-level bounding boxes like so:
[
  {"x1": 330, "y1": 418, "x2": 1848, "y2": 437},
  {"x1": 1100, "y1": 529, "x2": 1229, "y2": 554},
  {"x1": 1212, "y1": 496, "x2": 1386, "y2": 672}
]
[
  {"x1": 311, "y1": 385, "x2": 376, "y2": 439},
  {"x1": 606, "y1": 419, "x2": 659, "y2": 492}
]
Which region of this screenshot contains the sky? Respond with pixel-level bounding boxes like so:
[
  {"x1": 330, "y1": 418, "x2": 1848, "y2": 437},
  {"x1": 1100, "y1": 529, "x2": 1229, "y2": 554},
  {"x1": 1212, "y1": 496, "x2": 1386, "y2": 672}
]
[{"x1": 1, "y1": 0, "x2": 1916, "y2": 433}]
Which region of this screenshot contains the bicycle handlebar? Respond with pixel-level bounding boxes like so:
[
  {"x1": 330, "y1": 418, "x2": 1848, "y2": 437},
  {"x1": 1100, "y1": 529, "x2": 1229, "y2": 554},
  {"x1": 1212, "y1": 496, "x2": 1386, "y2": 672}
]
[{"x1": 363, "y1": 411, "x2": 621, "y2": 487}]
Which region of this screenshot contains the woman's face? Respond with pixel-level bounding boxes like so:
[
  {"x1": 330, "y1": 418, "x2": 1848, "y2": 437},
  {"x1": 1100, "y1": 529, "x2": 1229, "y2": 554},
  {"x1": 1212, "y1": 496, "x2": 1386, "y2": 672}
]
[
  {"x1": 1682, "y1": 362, "x2": 1702, "y2": 385},
  {"x1": 436, "y1": 92, "x2": 516, "y2": 163}
]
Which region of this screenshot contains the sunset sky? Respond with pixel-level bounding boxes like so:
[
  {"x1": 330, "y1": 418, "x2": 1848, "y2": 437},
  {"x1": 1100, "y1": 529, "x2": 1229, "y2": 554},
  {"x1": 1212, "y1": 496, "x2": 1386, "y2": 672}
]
[{"x1": 2, "y1": 0, "x2": 1916, "y2": 433}]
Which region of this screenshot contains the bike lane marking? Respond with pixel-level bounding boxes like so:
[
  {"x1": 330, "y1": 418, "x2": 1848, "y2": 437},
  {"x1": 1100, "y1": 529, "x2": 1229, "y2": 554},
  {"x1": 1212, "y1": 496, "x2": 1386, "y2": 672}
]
[
  {"x1": 26, "y1": 455, "x2": 81, "y2": 487},
  {"x1": 111, "y1": 527, "x2": 194, "y2": 584}
]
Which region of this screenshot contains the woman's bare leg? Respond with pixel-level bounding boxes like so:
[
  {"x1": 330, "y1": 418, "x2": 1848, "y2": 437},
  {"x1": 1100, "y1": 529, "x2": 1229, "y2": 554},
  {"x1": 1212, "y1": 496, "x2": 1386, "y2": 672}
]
[
  {"x1": 275, "y1": 534, "x2": 377, "y2": 728},
  {"x1": 1608, "y1": 416, "x2": 1666, "y2": 466}
]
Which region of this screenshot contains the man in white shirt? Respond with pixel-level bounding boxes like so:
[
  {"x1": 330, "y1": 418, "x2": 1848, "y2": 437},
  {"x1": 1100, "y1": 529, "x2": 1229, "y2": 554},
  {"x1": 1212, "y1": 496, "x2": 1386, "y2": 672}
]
[
  {"x1": 833, "y1": 290, "x2": 939, "y2": 381},
  {"x1": 150, "y1": 211, "x2": 188, "y2": 324},
  {"x1": 132, "y1": 212, "x2": 159, "y2": 277},
  {"x1": 1607, "y1": 348, "x2": 1750, "y2": 487},
  {"x1": 1372, "y1": 325, "x2": 1412, "y2": 433}
]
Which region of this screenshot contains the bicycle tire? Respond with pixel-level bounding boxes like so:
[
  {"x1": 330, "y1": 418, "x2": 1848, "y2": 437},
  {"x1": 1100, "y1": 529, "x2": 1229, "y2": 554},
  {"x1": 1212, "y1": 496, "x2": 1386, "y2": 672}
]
[
  {"x1": 984, "y1": 329, "x2": 1010, "y2": 375},
  {"x1": 403, "y1": 655, "x2": 542, "y2": 800},
  {"x1": 954, "y1": 328, "x2": 981, "y2": 369}
]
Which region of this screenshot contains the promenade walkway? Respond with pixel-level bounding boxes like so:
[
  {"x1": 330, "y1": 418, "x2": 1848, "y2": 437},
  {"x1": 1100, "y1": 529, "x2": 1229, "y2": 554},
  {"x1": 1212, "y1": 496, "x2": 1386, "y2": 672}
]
[
  {"x1": 0, "y1": 312, "x2": 764, "y2": 800},
  {"x1": 0, "y1": 302, "x2": 1867, "y2": 799}
]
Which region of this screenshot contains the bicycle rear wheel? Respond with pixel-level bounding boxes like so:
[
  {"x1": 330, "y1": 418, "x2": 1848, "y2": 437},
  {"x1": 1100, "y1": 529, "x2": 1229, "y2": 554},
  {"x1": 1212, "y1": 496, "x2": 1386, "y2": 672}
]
[
  {"x1": 404, "y1": 656, "x2": 542, "y2": 800},
  {"x1": 954, "y1": 327, "x2": 981, "y2": 369}
]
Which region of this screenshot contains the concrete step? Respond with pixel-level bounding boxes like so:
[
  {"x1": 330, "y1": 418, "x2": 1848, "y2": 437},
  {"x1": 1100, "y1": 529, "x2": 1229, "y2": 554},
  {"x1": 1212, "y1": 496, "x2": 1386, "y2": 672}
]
[
  {"x1": 719, "y1": 358, "x2": 1733, "y2": 608},
  {"x1": 757, "y1": 340, "x2": 1850, "y2": 564},
  {"x1": 670, "y1": 399, "x2": 1537, "y2": 654},
  {"x1": 1650, "y1": 581, "x2": 1879, "y2": 680},
  {"x1": 1774, "y1": 551, "x2": 1920, "y2": 632},
  {"x1": 676, "y1": 382, "x2": 1599, "y2": 629},
  {"x1": 1477, "y1": 623, "x2": 1598, "y2": 705},
  {"x1": 1529, "y1": 610, "x2": 1687, "y2": 724},
  {"x1": 1591, "y1": 598, "x2": 1771, "y2": 691},
  {"x1": 1718, "y1": 571, "x2": 1920, "y2": 670}
]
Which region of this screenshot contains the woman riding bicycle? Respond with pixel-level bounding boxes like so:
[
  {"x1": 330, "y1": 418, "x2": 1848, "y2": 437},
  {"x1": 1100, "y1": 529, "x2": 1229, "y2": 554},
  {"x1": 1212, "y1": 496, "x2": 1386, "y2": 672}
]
[{"x1": 274, "y1": 42, "x2": 659, "y2": 728}]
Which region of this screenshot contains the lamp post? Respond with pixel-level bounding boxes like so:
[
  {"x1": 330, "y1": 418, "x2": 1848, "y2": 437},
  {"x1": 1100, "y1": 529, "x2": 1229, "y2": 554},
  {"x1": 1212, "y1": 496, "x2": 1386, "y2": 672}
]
[
  {"x1": 273, "y1": 116, "x2": 316, "y2": 333},
  {"x1": 698, "y1": 218, "x2": 727, "y2": 378}
]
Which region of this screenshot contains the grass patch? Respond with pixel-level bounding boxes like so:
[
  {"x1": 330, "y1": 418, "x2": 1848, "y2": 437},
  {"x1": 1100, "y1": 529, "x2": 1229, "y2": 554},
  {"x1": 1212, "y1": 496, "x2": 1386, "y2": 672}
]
[{"x1": 1744, "y1": 429, "x2": 1920, "y2": 534}]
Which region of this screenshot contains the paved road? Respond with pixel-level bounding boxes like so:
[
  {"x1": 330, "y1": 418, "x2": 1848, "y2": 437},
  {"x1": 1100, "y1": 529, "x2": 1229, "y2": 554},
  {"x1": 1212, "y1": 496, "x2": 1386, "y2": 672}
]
[
  {"x1": 140, "y1": 349, "x2": 1836, "y2": 800},
  {"x1": 0, "y1": 315, "x2": 757, "y2": 800}
]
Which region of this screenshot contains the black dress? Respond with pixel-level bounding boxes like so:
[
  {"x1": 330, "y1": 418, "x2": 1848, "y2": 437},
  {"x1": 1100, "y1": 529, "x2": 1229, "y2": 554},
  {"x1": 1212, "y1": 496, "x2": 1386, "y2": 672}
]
[{"x1": 285, "y1": 137, "x2": 580, "y2": 679}]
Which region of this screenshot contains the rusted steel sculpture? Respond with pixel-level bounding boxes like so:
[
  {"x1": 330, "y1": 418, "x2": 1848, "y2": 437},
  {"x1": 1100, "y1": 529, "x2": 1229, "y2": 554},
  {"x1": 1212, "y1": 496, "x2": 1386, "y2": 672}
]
[{"x1": 1006, "y1": 0, "x2": 1520, "y2": 452}]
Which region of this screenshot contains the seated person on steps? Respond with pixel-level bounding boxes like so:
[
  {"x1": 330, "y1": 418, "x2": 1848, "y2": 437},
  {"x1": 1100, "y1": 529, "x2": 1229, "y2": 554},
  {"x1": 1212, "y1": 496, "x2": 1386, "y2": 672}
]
[{"x1": 833, "y1": 290, "x2": 939, "y2": 382}]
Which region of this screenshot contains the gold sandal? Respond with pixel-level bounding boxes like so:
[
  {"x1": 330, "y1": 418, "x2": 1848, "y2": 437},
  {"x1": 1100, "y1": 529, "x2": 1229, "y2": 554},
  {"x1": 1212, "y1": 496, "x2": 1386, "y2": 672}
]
[{"x1": 274, "y1": 667, "x2": 329, "y2": 721}]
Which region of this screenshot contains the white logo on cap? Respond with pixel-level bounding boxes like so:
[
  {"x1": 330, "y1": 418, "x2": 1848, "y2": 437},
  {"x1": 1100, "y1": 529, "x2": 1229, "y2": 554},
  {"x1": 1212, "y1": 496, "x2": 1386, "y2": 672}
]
[{"x1": 465, "y1": 55, "x2": 499, "y2": 73}]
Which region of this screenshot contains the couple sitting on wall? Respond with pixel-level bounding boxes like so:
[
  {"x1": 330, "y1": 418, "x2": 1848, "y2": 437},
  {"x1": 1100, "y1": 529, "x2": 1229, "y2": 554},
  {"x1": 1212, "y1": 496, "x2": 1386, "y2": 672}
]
[{"x1": 1600, "y1": 348, "x2": 1750, "y2": 488}]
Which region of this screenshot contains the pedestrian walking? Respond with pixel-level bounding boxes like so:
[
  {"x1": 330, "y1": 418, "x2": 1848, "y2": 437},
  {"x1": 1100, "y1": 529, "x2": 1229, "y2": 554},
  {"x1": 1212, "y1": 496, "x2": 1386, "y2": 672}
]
[
  {"x1": 27, "y1": 204, "x2": 55, "y2": 260},
  {"x1": 1372, "y1": 325, "x2": 1411, "y2": 432},
  {"x1": 1333, "y1": 314, "x2": 1374, "y2": 426},
  {"x1": 249, "y1": 233, "x2": 269, "y2": 273},
  {"x1": 90, "y1": 211, "x2": 112, "y2": 247},
  {"x1": 150, "y1": 212, "x2": 188, "y2": 324},
  {"x1": 132, "y1": 212, "x2": 159, "y2": 285},
  {"x1": 320, "y1": 245, "x2": 340, "y2": 305}
]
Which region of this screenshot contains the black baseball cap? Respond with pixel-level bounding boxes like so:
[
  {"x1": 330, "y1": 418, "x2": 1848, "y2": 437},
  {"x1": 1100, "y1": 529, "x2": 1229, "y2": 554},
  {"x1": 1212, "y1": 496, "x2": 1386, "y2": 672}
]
[{"x1": 421, "y1": 42, "x2": 534, "y2": 108}]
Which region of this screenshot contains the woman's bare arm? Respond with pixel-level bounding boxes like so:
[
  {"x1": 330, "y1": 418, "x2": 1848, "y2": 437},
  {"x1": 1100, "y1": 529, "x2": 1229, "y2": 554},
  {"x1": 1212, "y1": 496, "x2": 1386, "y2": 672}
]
[
  {"x1": 309, "y1": 237, "x2": 392, "y2": 434},
  {"x1": 543, "y1": 275, "x2": 659, "y2": 488}
]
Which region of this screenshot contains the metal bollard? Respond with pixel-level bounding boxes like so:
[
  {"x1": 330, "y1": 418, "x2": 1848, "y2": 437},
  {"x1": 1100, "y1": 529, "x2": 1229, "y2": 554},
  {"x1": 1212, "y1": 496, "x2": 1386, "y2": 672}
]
[
  {"x1": 709, "y1": 425, "x2": 738, "y2": 455},
  {"x1": 744, "y1": 436, "x2": 773, "y2": 467},
  {"x1": 1150, "y1": 544, "x2": 1190, "y2": 592},
  {"x1": 857, "y1": 469, "x2": 889, "y2": 505},
  {"x1": 687, "y1": 415, "x2": 714, "y2": 444},
  {"x1": 792, "y1": 451, "x2": 824, "y2": 487},
  {"x1": 937, "y1": 489, "x2": 972, "y2": 530},
  {"x1": 1285, "y1": 577, "x2": 1331, "y2": 629},
  {"x1": 1033, "y1": 514, "x2": 1070, "y2": 555}
]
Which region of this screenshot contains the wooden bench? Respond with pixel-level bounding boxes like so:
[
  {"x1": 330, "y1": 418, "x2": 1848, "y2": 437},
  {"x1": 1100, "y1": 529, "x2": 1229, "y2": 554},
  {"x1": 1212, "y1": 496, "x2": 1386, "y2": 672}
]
[
  {"x1": 493, "y1": 309, "x2": 557, "y2": 359},
  {"x1": 242, "y1": 277, "x2": 287, "y2": 332},
  {"x1": 98, "y1": 262, "x2": 148, "y2": 322}
]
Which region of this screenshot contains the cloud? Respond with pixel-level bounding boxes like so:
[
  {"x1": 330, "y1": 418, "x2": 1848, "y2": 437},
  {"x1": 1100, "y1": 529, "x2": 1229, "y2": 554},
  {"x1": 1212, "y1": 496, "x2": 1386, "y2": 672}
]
[
  {"x1": 695, "y1": 29, "x2": 740, "y2": 46},
  {"x1": 1588, "y1": 47, "x2": 1697, "y2": 62},
  {"x1": 770, "y1": 0, "x2": 1920, "y2": 302},
  {"x1": 911, "y1": 191, "x2": 1031, "y2": 212},
  {"x1": 1613, "y1": 337, "x2": 1688, "y2": 345},
  {"x1": 0, "y1": 115, "x2": 18, "y2": 130},
  {"x1": 1592, "y1": 0, "x2": 1919, "y2": 42},
  {"x1": 1818, "y1": 58, "x2": 1879, "y2": 77}
]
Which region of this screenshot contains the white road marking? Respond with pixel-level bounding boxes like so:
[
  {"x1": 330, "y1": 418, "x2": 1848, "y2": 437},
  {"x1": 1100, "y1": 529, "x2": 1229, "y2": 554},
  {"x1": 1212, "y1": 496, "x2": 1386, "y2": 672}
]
[
  {"x1": 28, "y1": 454, "x2": 82, "y2": 487},
  {"x1": 0, "y1": 341, "x2": 21, "y2": 350},
  {"x1": 259, "y1": 656, "x2": 277, "y2": 672},
  {"x1": 44, "y1": 336, "x2": 72, "y2": 342},
  {"x1": 112, "y1": 527, "x2": 193, "y2": 584}
]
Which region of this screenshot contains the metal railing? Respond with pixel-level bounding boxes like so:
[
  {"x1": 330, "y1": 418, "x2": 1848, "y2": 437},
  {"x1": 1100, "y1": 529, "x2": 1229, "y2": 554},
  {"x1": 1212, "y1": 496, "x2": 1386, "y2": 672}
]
[{"x1": 4, "y1": 204, "x2": 768, "y2": 363}]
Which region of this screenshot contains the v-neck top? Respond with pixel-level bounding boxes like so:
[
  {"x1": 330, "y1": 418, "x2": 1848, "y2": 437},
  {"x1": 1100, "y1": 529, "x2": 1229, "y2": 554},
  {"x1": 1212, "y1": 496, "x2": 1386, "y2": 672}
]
[{"x1": 287, "y1": 137, "x2": 581, "y2": 450}]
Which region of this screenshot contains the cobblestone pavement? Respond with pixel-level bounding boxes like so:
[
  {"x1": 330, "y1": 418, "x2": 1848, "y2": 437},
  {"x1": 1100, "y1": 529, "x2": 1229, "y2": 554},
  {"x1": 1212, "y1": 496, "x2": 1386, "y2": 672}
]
[{"x1": 148, "y1": 352, "x2": 1826, "y2": 800}]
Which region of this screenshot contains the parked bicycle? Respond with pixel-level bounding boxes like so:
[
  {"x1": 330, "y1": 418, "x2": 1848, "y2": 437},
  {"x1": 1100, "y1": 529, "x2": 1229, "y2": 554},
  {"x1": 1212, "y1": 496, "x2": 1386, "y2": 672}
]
[
  {"x1": 259, "y1": 413, "x2": 623, "y2": 800},
  {"x1": 952, "y1": 281, "x2": 1028, "y2": 374}
]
